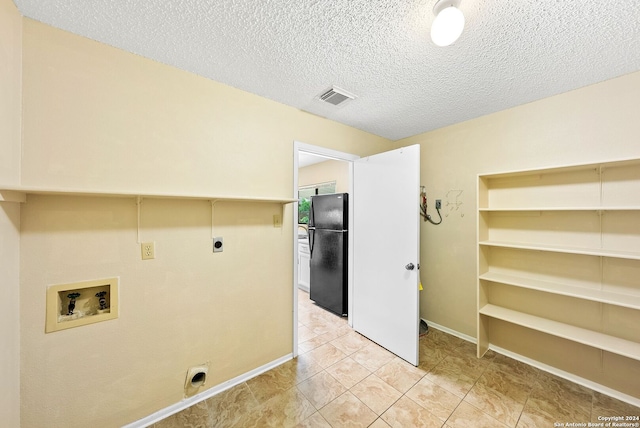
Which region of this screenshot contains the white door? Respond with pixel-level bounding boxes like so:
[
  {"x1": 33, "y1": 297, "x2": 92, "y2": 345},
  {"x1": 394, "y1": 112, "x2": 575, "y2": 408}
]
[{"x1": 352, "y1": 145, "x2": 420, "y2": 365}]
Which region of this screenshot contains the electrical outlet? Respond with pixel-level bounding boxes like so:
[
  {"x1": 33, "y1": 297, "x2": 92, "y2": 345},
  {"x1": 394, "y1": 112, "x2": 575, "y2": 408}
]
[
  {"x1": 141, "y1": 242, "x2": 155, "y2": 260},
  {"x1": 273, "y1": 214, "x2": 282, "y2": 228},
  {"x1": 435, "y1": 199, "x2": 442, "y2": 209}
]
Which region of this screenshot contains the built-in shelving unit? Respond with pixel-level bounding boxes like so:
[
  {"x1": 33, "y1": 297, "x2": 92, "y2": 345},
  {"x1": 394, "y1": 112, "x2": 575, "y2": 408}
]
[{"x1": 477, "y1": 159, "x2": 640, "y2": 369}]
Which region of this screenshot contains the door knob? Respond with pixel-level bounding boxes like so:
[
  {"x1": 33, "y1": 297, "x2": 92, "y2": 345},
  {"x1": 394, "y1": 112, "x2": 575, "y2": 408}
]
[{"x1": 405, "y1": 263, "x2": 415, "y2": 270}]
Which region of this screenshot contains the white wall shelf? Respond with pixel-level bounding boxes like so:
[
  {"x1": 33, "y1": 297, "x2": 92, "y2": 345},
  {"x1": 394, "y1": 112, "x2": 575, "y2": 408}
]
[
  {"x1": 479, "y1": 272, "x2": 640, "y2": 311},
  {"x1": 479, "y1": 207, "x2": 640, "y2": 211},
  {"x1": 479, "y1": 304, "x2": 640, "y2": 362},
  {"x1": 0, "y1": 185, "x2": 297, "y2": 205},
  {"x1": 477, "y1": 158, "x2": 640, "y2": 398},
  {"x1": 479, "y1": 241, "x2": 640, "y2": 261}
]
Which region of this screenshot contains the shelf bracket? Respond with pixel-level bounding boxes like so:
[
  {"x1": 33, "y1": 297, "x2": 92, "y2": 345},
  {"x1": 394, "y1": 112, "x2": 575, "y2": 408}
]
[
  {"x1": 136, "y1": 196, "x2": 143, "y2": 244},
  {"x1": 280, "y1": 202, "x2": 288, "y2": 228},
  {"x1": 0, "y1": 190, "x2": 27, "y2": 203},
  {"x1": 210, "y1": 200, "x2": 219, "y2": 239}
]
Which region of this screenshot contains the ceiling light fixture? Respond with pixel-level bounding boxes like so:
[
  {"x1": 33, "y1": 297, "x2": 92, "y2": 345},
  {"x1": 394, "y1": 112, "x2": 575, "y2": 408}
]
[{"x1": 430, "y1": 0, "x2": 465, "y2": 47}]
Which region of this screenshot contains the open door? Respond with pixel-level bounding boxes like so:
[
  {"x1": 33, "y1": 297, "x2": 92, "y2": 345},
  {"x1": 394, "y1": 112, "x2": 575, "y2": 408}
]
[{"x1": 352, "y1": 145, "x2": 420, "y2": 365}]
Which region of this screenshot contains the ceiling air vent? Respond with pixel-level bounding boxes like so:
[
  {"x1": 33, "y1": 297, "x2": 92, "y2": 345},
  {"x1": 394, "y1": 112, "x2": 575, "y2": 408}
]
[{"x1": 318, "y1": 86, "x2": 356, "y2": 106}]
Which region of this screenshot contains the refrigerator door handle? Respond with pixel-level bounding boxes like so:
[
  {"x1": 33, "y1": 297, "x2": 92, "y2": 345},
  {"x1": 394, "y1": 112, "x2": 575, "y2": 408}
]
[
  {"x1": 309, "y1": 198, "x2": 315, "y2": 228},
  {"x1": 309, "y1": 229, "x2": 315, "y2": 259}
]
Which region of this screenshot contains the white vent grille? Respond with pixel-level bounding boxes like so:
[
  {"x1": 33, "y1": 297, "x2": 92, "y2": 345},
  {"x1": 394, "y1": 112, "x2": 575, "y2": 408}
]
[{"x1": 318, "y1": 87, "x2": 356, "y2": 106}]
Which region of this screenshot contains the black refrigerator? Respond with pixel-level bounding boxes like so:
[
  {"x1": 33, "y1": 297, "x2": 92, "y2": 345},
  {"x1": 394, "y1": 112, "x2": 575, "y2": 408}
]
[{"x1": 308, "y1": 193, "x2": 348, "y2": 316}]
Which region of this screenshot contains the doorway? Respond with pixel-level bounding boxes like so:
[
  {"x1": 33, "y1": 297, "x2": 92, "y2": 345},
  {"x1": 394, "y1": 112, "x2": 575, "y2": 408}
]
[
  {"x1": 293, "y1": 142, "x2": 421, "y2": 365},
  {"x1": 292, "y1": 142, "x2": 359, "y2": 357}
]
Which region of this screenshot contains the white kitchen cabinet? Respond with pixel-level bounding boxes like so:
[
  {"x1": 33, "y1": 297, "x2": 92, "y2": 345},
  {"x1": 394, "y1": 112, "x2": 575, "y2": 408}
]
[{"x1": 298, "y1": 240, "x2": 310, "y2": 292}]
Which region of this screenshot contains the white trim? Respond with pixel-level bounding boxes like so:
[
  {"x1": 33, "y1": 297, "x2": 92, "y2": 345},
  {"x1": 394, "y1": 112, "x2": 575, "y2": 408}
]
[
  {"x1": 347, "y1": 160, "x2": 354, "y2": 327},
  {"x1": 424, "y1": 319, "x2": 477, "y2": 344},
  {"x1": 122, "y1": 353, "x2": 293, "y2": 428},
  {"x1": 298, "y1": 180, "x2": 337, "y2": 191},
  {"x1": 488, "y1": 344, "x2": 640, "y2": 408},
  {"x1": 294, "y1": 142, "x2": 360, "y2": 163},
  {"x1": 425, "y1": 322, "x2": 640, "y2": 409}
]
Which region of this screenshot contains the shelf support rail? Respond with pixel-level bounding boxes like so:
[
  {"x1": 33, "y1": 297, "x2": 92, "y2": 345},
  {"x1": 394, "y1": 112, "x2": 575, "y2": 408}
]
[
  {"x1": 210, "y1": 200, "x2": 219, "y2": 239},
  {"x1": 598, "y1": 166, "x2": 604, "y2": 250},
  {"x1": 598, "y1": 166, "x2": 604, "y2": 207}
]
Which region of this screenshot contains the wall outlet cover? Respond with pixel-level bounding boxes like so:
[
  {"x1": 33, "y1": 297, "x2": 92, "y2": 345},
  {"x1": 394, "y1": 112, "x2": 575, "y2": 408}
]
[
  {"x1": 141, "y1": 242, "x2": 155, "y2": 260},
  {"x1": 213, "y1": 237, "x2": 223, "y2": 253}
]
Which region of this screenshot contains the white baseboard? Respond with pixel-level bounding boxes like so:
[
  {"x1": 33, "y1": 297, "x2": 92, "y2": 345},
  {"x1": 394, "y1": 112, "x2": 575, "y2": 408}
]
[
  {"x1": 488, "y1": 344, "x2": 640, "y2": 408},
  {"x1": 423, "y1": 319, "x2": 477, "y2": 344},
  {"x1": 127, "y1": 320, "x2": 639, "y2": 427},
  {"x1": 424, "y1": 320, "x2": 640, "y2": 409},
  {"x1": 123, "y1": 353, "x2": 293, "y2": 428}
]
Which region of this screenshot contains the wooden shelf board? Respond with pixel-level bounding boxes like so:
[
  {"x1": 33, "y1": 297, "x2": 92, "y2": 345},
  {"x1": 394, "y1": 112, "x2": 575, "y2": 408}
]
[
  {"x1": 0, "y1": 185, "x2": 297, "y2": 204},
  {"x1": 479, "y1": 272, "x2": 640, "y2": 310},
  {"x1": 478, "y1": 304, "x2": 640, "y2": 362},
  {"x1": 479, "y1": 240, "x2": 640, "y2": 261}
]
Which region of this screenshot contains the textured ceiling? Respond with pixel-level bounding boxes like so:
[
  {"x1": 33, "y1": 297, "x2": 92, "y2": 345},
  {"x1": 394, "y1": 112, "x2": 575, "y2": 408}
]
[{"x1": 14, "y1": 0, "x2": 640, "y2": 140}]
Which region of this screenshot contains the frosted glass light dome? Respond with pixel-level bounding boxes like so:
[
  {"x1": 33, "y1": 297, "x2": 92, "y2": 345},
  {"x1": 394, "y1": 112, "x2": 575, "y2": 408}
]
[{"x1": 431, "y1": 5, "x2": 465, "y2": 47}]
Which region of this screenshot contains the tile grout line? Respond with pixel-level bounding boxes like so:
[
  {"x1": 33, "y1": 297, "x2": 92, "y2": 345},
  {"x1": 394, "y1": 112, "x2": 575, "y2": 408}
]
[
  {"x1": 297, "y1": 290, "x2": 628, "y2": 428},
  {"x1": 153, "y1": 291, "x2": 639, "y2": 427}
]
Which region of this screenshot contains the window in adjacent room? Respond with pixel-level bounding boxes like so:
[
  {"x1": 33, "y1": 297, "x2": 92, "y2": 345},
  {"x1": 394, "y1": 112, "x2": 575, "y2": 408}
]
[{"x1": 298, "y1": 181, "x2": 336, "y2": 224}]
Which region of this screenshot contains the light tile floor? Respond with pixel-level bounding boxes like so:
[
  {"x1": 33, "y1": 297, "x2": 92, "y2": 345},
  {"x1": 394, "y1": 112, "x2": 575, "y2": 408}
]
[{"x1": 154, "y1": 289, "x2": 640, "y2": 427}]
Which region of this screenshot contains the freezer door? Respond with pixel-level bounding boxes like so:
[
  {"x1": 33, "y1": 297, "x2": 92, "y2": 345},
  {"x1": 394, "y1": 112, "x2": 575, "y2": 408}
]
[
  {"x1": 309, "y1": 193, "x2": 348, "y2": 231},
  {"x1": 309, "y1": 229, "x2": 347, "y2": 316}
]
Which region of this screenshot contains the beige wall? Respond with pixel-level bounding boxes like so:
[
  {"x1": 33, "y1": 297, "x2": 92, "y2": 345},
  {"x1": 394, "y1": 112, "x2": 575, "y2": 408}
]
[
  {"x1": 0, "y1": 0, "x2": 21, "y2": 185},
  {"x1": 20, "y1": 196, "x2": 296, "y2": 427},
  {"x1": 20, "y1": 19, "x2": 389, "y2": 195},
  {"x1": 0, "y1": 0, "x2": 22, "y2": 427},
  {"x1": 298, "y1": 159, "x2": 350, "y2": 194},
  {"x1": 395, "y1": 71, "x2": 640, "y2": 396},
  {"x1": 0, "y1": 202, "x2": 20, "y2": 428},
  {"x1": 18, "y1": 18, "x2": 391, "y2": 428}
]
